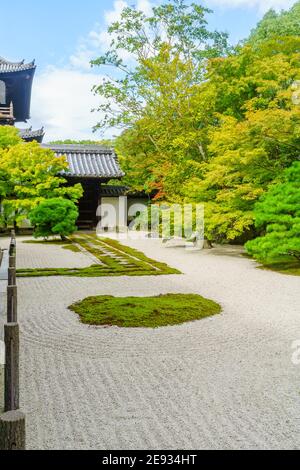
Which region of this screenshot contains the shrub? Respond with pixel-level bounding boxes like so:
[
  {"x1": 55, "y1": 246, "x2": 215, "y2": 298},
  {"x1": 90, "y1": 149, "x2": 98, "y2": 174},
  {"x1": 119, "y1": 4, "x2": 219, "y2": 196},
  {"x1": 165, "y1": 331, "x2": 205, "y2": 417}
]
[
  {"x1": 245, "y1": 162, "x2": 300, "y2": 264},
  {"x1": 29, "y1": 198, "x2": 79, "y2": 240}
]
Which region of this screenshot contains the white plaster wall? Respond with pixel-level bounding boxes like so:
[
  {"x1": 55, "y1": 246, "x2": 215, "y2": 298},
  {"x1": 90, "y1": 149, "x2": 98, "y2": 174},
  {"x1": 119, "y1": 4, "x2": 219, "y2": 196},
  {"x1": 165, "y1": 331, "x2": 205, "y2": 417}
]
[{"x1": 97, "y1": 196, "x2": 127, "y2": 230}]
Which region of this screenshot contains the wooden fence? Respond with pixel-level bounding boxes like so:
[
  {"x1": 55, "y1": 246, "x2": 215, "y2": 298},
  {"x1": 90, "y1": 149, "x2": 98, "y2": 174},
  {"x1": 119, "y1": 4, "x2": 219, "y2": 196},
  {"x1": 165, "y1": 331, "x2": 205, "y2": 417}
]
[{"x1": 0, "y1": 231, "x2": 26, "y2": 450}]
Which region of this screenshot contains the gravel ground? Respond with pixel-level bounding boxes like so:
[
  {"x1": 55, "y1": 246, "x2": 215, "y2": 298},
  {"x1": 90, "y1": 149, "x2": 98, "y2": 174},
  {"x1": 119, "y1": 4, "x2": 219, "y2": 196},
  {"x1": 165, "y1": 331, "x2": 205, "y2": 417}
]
[{"x1": 0, "y1": 235, "x2": 300, "y2": 449}]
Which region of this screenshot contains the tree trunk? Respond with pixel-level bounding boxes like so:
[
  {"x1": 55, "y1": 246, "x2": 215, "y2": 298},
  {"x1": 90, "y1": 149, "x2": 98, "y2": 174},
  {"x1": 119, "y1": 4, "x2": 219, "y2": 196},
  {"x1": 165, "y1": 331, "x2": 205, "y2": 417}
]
[{"x1": 203, "y1": 239, "x2": 213, "y2": 249}]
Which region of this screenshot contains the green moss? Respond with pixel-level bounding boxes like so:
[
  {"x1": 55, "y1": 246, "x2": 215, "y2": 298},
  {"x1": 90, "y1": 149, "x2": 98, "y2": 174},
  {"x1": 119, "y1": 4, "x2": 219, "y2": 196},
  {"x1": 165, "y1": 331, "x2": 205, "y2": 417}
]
[
  {"x1": 259, "y1": 261, "x2": 300, "y2": 276},
  {"x1": 69, "y1": 293, "x2": 221, "y2": 328},
  {"x1": 23, "y1": 239, "x2": 68, "y2": 245},
  {"x1": 17, "y1": 265, "x2": 172, "y2": 278},
  {"x1": 62, "y1": 244, "x2": 81, "y2": 253},
  {"x1": 17, "y1": 233, "x2": 180, "y2": 278},
  {"x1": 23, "y1": 238, "x2": 81, "y2": 253}
]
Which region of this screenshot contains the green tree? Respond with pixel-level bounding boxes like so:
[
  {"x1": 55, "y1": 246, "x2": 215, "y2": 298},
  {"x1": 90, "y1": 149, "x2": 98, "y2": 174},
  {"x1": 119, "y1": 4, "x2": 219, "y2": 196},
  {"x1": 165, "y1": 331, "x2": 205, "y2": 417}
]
[
  {"x1": 91, "y1": 0, "x2": 300, "y2": 245},
  {"x1": 49, "y1": 139, "x2": 114, "y2": 146},
  {"x1": 92, "y1": 0, "x2": 228, "y2": 131},
  {"x1": 245, "y1": 162, "x2": 300, "y2": 263},
  {"x1": 0, "y1": 141, "x2": 83, "y2": 226},
  {"x1": 92, "y1": 0, "x2": 229, "y2": 197},
  {"x1": 182, "y1": 36, "x2": 300, "y2": 241},
  {"x1": 248, "y1": 1, "x2": 300, "y2": 45},
  {"x1": 0, "y1": 126, "x2": 22, "y2": 149},
  {"x1": 29, "y1": 198, "x2": 79, "y2": 240},
  {"x1": 112, "y1": 9, "x2": 300, "y2": 208},
  {"x1": 0, "y1": 127, "x2": 23, "y2": 224}
]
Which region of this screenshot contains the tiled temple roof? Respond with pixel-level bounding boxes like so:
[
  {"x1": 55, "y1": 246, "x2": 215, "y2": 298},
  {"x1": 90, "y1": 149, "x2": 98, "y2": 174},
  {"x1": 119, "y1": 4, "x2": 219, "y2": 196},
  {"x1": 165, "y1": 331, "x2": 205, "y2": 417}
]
[
  {"x1": 43, "y1": 144, "x2": 125, "y2": 179},
  {"x1": 0, "y1": 57, "x2": 36, "y2": 73},
  {"x1": 19, "y1": 127, "x2": 45, "y2": 143},
  {"x1": 100, "y1": 185, "x2": 150, "y2": 198},
  {"x1": 100, "y1": 185, "x2": 129, "y2": 197}
]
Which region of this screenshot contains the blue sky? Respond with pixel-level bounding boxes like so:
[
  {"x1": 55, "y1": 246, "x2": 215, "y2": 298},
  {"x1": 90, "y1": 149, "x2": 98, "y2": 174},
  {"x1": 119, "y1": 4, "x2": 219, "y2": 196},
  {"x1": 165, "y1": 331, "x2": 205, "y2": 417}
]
[{"x1": 0, "y1": 0, "x2": 297, "y2": 141}]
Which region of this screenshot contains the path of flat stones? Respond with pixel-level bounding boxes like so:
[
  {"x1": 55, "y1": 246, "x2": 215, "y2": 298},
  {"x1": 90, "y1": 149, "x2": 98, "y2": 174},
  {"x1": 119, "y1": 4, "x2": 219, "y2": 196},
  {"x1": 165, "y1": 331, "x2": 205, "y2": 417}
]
[
  {"x1": 72, "y1": 237, "x2": 134, "y2": 267},
  {"x1": 1, "y1": 235, "x2": 300, "y2": 450}
]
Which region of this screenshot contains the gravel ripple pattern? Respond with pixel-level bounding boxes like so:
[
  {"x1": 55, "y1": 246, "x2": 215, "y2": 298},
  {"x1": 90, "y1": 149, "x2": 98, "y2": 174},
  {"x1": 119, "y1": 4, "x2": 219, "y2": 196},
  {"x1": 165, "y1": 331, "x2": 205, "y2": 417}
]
[{"x1": 0, "y1": 235, "x2": 300, "y2": 449}]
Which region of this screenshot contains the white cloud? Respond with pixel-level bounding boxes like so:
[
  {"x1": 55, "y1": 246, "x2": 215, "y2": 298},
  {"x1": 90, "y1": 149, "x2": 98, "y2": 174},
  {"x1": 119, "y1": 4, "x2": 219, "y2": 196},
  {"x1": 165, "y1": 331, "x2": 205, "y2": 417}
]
[
  {"x1": 72, "y1": 0, "x2": 154, "y2": 66},
  {"x1": 104, "y1": 0, "x2": 128, "y2": 24},
  {"x1": 76, "y1": 1, "x2": 130, "y2": 67},
  {"x1": 24, "y1": 0, "x2": 155, "y2": 142},
  {"x1": 136, "y1": 0, "x2": 154, "y2": 16},
  {"x1": 69, "y1": 45, "x2": 94, "y2": 71},
  {"x1": 207, "y1": 0, "x2": 296, "y2": 13},
  {"x1": 26, "y1": 67, "x2": 109, "y2": 142}
]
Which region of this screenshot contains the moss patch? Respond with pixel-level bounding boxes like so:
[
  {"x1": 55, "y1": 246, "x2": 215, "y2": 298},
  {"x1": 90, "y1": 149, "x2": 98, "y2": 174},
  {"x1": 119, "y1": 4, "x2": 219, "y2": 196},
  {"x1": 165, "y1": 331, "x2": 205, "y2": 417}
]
[
  {"x1": 69, "y1": 293, "x2": 221, "y2": 328},
  {"x1": 62, "y1": 244, "x2": 81, "y2": 253},
  {"x1": 17, "y1": 234, "x2": 180, "y2": 278},
  {"x1": 259, "y1": 261, "x2": 300, "y2": 276},
  {"x1": 23, "y1": 239, "x2": 67, "y2": 245},
  {"x1": 23, "y1": 238, "x2": 81, "y2": 252}
]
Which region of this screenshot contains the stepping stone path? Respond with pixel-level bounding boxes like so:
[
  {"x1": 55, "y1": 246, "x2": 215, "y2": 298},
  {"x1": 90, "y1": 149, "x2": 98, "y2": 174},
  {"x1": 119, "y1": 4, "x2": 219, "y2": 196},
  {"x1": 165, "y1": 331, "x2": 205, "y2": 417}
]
[{"x1": 74, "y1": 237, "x2": 144, "y2": 270}]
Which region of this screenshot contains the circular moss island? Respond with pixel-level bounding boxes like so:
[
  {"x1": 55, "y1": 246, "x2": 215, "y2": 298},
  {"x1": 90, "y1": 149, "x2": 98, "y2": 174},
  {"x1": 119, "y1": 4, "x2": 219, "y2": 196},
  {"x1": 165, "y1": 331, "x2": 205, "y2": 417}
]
[{"x1": 69, "y1": 293, "x2": 221, "y2": 328}]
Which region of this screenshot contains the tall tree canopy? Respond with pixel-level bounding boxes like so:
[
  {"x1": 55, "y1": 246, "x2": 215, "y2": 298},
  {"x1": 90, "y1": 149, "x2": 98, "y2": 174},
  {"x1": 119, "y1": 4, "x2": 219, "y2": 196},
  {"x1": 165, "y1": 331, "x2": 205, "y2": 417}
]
[
  {"x1": 93, "y1": 0, "x2": 300, "y2": 245},
  {"x1": 0, "y1": 136, "x2": 83, "y2": 227},
  {"x1": 248, "y1": 1, "x2": 300, "y2": 45},
  {"x1": 183, "y1": 36, "x2": 300, "y2": 241},
  {"x1": 92, "y1": 0, "x2": 229, "y2": 131},
  {"x1": 92, "y1": 0, "x2": 229, "y2": 197}
]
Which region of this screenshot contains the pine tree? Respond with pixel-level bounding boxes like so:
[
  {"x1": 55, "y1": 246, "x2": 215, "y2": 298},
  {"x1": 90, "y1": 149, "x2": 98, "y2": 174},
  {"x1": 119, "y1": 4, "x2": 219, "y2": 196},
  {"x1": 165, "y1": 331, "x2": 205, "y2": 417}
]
[{"x1": 245, "y1": 162, "x2": 300, "y2": 264}]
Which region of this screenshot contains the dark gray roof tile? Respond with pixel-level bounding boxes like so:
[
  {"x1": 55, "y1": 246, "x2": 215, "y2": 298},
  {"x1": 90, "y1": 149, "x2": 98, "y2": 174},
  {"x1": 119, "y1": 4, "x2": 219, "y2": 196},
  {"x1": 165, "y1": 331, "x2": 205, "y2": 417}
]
[
  {"x1": 43, "y1": 144, "x2": 124, "y2": 179},
  {"x1": 100, "y1": 185, "x2": 129, "y2": 197},
  {"x1": 0, "y1": 57, "x2": 36, "y2": 73},
  {"x1": 19, "y1": 127, "x2": 45, "y2": 142}
]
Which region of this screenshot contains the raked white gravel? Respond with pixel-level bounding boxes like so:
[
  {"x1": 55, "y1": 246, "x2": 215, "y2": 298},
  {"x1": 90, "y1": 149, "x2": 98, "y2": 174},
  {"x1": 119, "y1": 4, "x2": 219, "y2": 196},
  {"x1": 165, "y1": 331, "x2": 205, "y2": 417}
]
[{"x1": 0, "y1": 235, "x2": 300, "y2": 449}]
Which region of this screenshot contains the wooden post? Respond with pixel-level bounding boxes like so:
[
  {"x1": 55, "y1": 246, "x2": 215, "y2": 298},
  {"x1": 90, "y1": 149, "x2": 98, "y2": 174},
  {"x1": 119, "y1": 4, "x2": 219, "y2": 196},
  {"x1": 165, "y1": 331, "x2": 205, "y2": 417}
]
[
  {"x1": 8, "y1": 267, "x2": 16, "y2": 286},
  {"x1": 7, "y1": 285, "x2": 17, "y2": 323},
  {"x1": 0, "y1": 411, "x2": 25, "y2": 450},
  {"x1": 9, "y1": 256, "x2": 16, "y2": 269},
  {"x1": 4, "y1": 323, "x2": 19, "y2": 412},
  {"x1": 9, "y1": 241, "x2": 16, "y2": 257}
]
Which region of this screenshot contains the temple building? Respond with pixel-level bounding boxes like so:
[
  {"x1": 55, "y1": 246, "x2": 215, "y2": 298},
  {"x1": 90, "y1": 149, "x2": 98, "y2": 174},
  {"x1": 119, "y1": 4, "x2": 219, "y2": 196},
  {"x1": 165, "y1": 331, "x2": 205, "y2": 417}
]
[
  {"x1": 0, "y1": 57, "x2": 36, "y2": 124},
  {"x1": 0, "y1": 57, "x2": 129, "y2": 229},
  {"x1": 42, "y1": 144, "x2": 125, "y2": 229}
]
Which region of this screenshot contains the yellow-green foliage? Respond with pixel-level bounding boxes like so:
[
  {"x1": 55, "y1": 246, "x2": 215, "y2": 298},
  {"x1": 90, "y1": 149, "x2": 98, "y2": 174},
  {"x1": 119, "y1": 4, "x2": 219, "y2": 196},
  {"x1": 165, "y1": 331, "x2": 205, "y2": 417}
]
[
  {"x1": 92, "y1": 1, "x2": 300, "y2": 242},
  {"x1": 0, "y1": 126, "x2": 22, "y2": 150},
  {"x1": 0, "y1": 140, "x2": 83, "y2": 226}
]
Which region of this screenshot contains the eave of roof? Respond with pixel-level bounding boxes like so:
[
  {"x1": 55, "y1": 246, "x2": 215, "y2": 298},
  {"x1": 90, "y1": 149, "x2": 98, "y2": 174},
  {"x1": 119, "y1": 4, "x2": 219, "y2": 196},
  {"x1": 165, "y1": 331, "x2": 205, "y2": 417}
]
[
  {"x1": 43, "y1": 144, "x2": 125, "y2": 179},
  {"x1": 100, "y1": 185, "x2": 150, "y2": 198},
  {"x1": 19, "y1": 127, "x2": 45, "y2": 141},
  {"x1": 45, "y1": 144, "x2": 116, "y2": 153},
  {"x1": 100, "y1": 185, "x2": 129, "y2": 197},
  {"x1": 0, "y1": 57, "x2": 36, "y2": 73}
]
